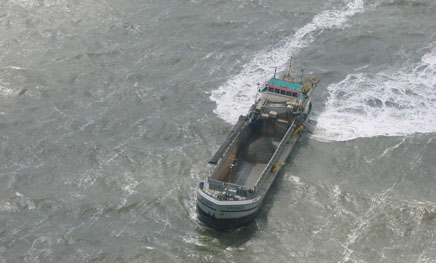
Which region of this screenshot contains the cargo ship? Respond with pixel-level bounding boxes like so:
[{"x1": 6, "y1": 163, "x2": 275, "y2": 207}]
[{"x1": 197, "y1": 66, "x2": 319, "y2": 229}]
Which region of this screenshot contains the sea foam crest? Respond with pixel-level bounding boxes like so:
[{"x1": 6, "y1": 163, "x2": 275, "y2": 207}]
[
  {"x1": 314, "y1": 43, "x2": 436, "y2": 141},
  {"x1": 211, "y1": 0, "x2": 364, "y2": 124},
  {"x1": 0, "y1": 79, "x2": 14, "y2": 97}
]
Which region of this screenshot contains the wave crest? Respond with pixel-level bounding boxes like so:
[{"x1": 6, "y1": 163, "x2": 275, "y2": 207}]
[{"x1": 314, "y1": 43, "x2": 436, "y2": 141}]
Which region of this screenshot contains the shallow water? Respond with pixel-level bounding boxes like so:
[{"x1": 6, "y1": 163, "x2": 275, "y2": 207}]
[{"x1": 1, "y1": 0, "x2": 436, "y2": 262}]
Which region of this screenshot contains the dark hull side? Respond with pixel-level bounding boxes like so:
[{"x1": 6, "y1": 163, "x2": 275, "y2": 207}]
[{"x1": 196, "y1": 204, "x2": 260, "y2": 230}]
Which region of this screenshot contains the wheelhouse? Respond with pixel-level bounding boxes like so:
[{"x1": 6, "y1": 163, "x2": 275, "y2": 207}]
[{"x1": 262, "y1": 78, "x2": 302, "y2": 98}]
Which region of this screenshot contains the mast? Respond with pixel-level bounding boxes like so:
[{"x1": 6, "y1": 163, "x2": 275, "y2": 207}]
[
  {"x1": 300, "y1": 68, "x2": 305, "y2": 84},
  {"x1": 287, "y1": 56, "x2": 293, "y2": 79}
]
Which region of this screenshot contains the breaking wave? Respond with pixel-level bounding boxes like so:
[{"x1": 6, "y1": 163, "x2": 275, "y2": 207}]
[
  {"x1": 0, "y1": 80, "x2": 14, "y2": 97},
  {"x1": 211, "y1": 0, "x2": 364, "y2": 124},
  {"x1": 314, "y1": 43, "x2": 436, "y2": 141}
]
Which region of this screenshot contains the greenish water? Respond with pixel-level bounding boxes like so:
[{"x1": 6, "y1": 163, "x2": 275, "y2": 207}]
[{"x1": 1, "y1": 0, "x2": 435, "y2": 262}]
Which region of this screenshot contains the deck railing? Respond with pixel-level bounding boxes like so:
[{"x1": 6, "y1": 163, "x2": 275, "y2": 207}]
[
  {"x1": 203, "y1": 119, "x2": 298, "y2": 199},
  {"x1": 253, "y1": 119, "x2": 296, "y2": 190},
  {"x1": 206, "y1": 178, "x2": 255, "y2": 199}
]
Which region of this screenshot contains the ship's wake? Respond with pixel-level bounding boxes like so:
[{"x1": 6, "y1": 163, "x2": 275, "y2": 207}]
[
  {"x1": 314, "y1": 43, "x2": 436, "y2": 141},
  {"x1": 210, "y1": 0, "x2": 364, "y2": 124}
]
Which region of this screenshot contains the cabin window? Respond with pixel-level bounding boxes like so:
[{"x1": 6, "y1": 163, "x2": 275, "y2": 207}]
[
  {"x1": 281, "y1": 90, "x2": 285, "y2": 95},
  {"x1": 275, "y1": 89, "x2": 280, "y2": 94}
]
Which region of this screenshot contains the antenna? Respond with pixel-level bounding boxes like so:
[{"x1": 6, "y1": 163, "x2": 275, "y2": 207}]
[
  {"x1": 300, "y1": 68, "x2": 305, "y2": 83},
  {"x1": 270, "y1": 66, "x2": 277, "y2": 78},
  {"x1": 287, "y1": 56, "x2": 293, "y2": 78}
]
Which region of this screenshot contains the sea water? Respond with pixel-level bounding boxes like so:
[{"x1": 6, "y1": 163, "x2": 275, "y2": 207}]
[{"x1": 1, "y1": 0, "x2": 435, "y2": 262}]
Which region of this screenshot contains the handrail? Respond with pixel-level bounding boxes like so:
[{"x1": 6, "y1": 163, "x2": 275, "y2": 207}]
[
  {"x1": 253, "y1": 119, "x2": 296, "y2": 189},
  {"x1": 208, "y1": 179, "x2": 251, "y2": 191},
  {"x1": 209, "y1": 116, "x2": 248, "y2": 164},
  {"x1": 206, "y1": 179, "x2": 253, "y2": 198}
]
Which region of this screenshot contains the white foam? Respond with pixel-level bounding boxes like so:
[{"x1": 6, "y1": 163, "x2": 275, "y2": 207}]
[
  {"x1": 122, "y1": 173, "x2": 139, "y2": 195},
  {"x1": 0, "y1": 200, "x2": 18, "y2": 212},
  {"x1": 8, "y1": 0, "x2": 38, "y2": 8},
  {"x1": 211, "y1": 0, "x2": 364, "y2": 124},
  {"x1": 378, "y1": 138, "x2": 406, "y2": 159},
  {"x1": 314, "y1": 43, "x2": 436, "y2": 141},
  {"x1": 0, "y1": 80, "x2": 14, "y2": 97}
]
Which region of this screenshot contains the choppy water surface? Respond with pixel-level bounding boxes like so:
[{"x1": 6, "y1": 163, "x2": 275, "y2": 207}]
[{"x1": 1, "y1": 0, "x2": 436, "y2": 262}]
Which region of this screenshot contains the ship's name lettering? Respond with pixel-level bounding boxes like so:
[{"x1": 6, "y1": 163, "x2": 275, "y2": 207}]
[{"x1": 226, "y1": 206, "x2": 245, "y2": 210}]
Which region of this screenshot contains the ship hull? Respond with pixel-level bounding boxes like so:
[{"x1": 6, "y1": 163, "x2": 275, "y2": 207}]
[
  {"x1": 195, "y1": 127, "x2": 300, "y2": 230},
  {"x1": 196, "y1": 204, "x2": 260, "y2": 230},
  {"x1": 196, "y1": 75, "x2": 318, "y2": 230},
  {"x1": 196, "y1": 187, "x2": 263, "y2": 229}
]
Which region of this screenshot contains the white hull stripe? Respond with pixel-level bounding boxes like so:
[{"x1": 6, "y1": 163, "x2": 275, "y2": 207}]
[
  {"x1": 223, "y1": 206, "x2": 259, "y2": 213},
  {"x1": 197, "y1": 198, "x2": 216, "y2": 211}
]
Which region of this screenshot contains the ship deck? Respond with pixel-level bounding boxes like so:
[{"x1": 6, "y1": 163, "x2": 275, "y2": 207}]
[
  {"x1": 223, "y1": 131, "x2": 300, "y2": 189},
  {"x1": 229, "y1": 162, "x2": 267, "y2": 188}
]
